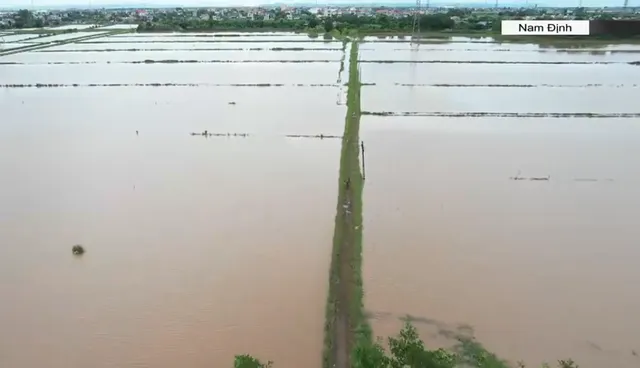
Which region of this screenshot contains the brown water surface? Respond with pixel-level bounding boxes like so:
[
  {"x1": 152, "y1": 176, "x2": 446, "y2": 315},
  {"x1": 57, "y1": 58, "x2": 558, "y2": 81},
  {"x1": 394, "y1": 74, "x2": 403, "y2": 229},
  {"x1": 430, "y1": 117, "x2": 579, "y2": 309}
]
[
  {"x1": 0, "y1": 38, "x2": 341, "y2": 368},
  {"x1": 3, "y1": 33, "x2": 640, "y2": 368},
  {"x1": 361, "y1": 41, "x2": 640, "y2": 368}
]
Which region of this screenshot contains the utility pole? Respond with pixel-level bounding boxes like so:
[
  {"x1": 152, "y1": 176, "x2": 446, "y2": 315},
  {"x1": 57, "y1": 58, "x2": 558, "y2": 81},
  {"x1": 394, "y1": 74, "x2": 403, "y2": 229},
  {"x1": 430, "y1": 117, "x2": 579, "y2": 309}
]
[{"x1": 411, "y1": 0, "x2": 421, "y2": 44}]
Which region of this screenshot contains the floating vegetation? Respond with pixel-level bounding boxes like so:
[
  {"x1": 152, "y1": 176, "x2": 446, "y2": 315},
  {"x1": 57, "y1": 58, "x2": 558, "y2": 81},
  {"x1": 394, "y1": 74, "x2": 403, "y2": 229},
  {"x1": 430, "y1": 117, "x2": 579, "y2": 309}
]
[
  {"x1": 188, "y1": 132, "x2": 341, "y2": 139},
  {"x1": 574, "y1": 178, "x2": 598, "y2": 182},
  {"x1": 190, "y1": 131, "x2": 251, "y2": 137},
  {"x1": 0, "y1": 83, "x2": 338, "y2": 88},
  {"x1": 510, "y1": 174, "x2": 551, "y2": 181},
  {"x1": 574, "y1": 178, "x2": 615, "y2": 182},
  {"x1": 392, "y1": 83, "x2": 639, "y2": 88},
  {"x1": 358, "y1": 60, "x2": 630, "y2": 65},
  {"x1": 362, "y1": 111, "x2": 640, "y2": 118},
  {"x1": 269, "y1": 47, "x2": 339, "y2": 51},
  {"x1": 285, "y1": 134, "x2": 342, "y2": 139},
  {"x1": 391, "y1": 48, "x2": 640, "y2": 53},
  {"x1": 509, "y1": 173, "x2": 615, "y2": 182},
  {"x1": 72, "y1": 244, "x2": 85, "y2": 255}
]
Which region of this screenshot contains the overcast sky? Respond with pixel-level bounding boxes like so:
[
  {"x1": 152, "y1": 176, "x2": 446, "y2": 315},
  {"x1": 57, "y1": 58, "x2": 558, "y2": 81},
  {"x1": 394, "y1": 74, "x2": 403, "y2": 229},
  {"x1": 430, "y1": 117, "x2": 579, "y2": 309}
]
[{"x1": 0, "y1": 0, "x2": 631, "y2": 7}]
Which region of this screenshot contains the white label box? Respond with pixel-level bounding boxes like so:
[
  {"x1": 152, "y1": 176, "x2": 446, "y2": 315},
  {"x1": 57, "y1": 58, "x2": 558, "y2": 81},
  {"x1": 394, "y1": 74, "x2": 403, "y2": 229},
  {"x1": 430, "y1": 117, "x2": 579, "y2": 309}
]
[{"x1": 501, "y1": 20, "x2": 590, "y2": 36}]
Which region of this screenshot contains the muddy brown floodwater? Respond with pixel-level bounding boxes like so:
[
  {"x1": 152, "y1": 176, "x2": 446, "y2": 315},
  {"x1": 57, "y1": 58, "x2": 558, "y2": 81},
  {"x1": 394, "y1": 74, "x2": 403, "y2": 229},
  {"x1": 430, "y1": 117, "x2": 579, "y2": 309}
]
[
  {"x1": 361, "y1": 41, "x2": 640, "y2": 368},
  {"x1": 3, "y1": 32, "x2": 640, "y2": 368},
  {"x1": 0, "y1": 32, "x2": 345, "y2": 368}
]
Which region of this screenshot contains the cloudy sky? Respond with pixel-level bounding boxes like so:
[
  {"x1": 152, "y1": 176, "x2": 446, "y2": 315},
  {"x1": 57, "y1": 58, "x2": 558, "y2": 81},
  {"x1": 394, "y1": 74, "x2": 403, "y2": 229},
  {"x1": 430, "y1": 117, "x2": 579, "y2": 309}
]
[{"x1": 0, "y1": 0, "x2": 631, "y2": 7}]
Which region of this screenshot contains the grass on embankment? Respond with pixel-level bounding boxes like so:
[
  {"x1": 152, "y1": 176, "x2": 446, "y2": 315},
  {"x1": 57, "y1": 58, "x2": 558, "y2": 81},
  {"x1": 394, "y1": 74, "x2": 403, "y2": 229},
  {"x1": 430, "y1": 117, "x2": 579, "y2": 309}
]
[
  {"x1": 343, "y1": 41, "x2": 371, "y2": 360},
  {"x1": 322, "y1": 40, "x2": 369, "y2": 368}
]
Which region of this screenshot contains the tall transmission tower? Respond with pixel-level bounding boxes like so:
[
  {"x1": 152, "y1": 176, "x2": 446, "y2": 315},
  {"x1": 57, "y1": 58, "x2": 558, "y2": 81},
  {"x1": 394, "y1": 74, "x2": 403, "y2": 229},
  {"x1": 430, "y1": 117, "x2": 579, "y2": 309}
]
[
  {"x1": 411, "y1": 0, "x2": 421, "y2": 43},
  {"x1": 495, "y1": 0, "x2": 499, "y2": 8},
  {"x1": 624, "y1": 0, "x2": 629, "y2": 7}
]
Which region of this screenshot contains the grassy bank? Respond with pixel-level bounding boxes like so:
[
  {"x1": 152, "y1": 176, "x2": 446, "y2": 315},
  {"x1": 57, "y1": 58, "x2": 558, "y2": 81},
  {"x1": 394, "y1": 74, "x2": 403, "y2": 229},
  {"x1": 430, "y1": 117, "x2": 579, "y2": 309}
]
[
  {"x1": 322, "y1": 40, "x2": 367, "y2": 368},
  {"x1": 343, "y1": 41, "x2": 371, "y2": 362}
]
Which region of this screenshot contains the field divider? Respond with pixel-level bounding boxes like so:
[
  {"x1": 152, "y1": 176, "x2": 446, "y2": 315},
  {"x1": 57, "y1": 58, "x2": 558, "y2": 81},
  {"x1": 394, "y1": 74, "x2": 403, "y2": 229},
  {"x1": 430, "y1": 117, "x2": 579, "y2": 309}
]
[
  {"x1": 323, "y1": 40, "x2": 370, "y2": 368},
  {"x1": 0, "y1": 29, "x2": 133, "y2": 57},
  {"x1": 362, "y1": 111, "x2": 640, "y2": 118}
]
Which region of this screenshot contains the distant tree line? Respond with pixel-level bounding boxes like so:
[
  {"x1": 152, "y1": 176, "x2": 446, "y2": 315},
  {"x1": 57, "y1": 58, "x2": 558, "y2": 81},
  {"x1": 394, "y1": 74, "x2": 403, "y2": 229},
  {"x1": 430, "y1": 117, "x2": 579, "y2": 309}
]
[
  {"x1": 136, "y1": 12, "x2": 498, "y2": 34},
  {"x1": 0, "y1": 9, "x2": 111, "y2": 29},
  {"x1": 2, "y1": 9, "x2": 42, "y2": 29},
  {"x1": 136, "y1": 5, "x2": 635, "y2": 35}
]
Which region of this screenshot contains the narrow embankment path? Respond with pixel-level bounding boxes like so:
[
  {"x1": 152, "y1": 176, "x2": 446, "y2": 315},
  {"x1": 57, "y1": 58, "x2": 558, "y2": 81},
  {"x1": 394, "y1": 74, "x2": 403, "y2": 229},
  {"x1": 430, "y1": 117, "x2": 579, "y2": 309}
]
[
  {"x1": 0, "y1": 30, "x2": 131, "y2": 56},
  {"x1": 323, "y1": 41, "x2": 369, "y2": 368}
]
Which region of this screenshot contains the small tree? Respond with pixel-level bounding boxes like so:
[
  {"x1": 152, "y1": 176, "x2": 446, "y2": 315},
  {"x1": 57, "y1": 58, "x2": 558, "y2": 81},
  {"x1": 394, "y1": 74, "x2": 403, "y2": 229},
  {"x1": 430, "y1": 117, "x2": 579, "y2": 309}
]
[{"x1": 233, "y1": 355, "x2": 272, "y2": 368}]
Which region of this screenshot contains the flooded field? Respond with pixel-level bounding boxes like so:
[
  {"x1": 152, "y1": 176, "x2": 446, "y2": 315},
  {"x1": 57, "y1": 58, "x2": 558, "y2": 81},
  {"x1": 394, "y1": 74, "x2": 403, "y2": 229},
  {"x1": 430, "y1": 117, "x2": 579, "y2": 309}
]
[
  {"x1": 1, "y1": 42, "x2": 31, "y2": 50},
  {"x1": 97, "y1": 24, "x2": 138, "y2": 30},
  {"x1": 46, "y1": 24, "x2": 98, "y2": 30},
  {"x1": 20, "y1": 31, "x2": 110, "y2": 44},
  {"x1": 2, "y1": 33, "x2": 40, "y2": 43},
  {"x1": 0, "y1": 62, "x2": 339, "y2": 85},
  {"x1": 0, "y1": 49, "x2": 342, "y2": 63},
  {"x1": 3, "y1": 31, "x2": 640, "y2": 368},
  {"x1": 0, "y1": 32, "x2": 344, "y2": 368},
  {"x1": 107, "y1": 34, "x2": 316, "y2": 42},
  {"x1": 44, "y1": 41, "x2": 343, "y2": 51},
  {"x1": 360, "y1": 42, "x2": 640, "y2": 368}
]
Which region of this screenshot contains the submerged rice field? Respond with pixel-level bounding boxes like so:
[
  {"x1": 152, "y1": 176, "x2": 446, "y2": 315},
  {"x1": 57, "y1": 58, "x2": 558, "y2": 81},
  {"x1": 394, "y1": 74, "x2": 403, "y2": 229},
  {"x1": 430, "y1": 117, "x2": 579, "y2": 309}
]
[
  {"x1": 1, "y1": 29, "x2": 640, "y2": 368},
  {"x1": 358, "y1": 38, "x2": 640, "y2": 368},
  {"x1": 0, "y1": 30, "x2": 345, "y2": 368}
]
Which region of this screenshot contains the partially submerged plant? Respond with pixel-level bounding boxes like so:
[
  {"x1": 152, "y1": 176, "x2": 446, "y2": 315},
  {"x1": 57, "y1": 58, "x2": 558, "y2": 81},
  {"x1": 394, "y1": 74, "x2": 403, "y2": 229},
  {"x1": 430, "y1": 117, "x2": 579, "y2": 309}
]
[{"x1": 72, "y1": 244, "x2": 85, "y2": 255}]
